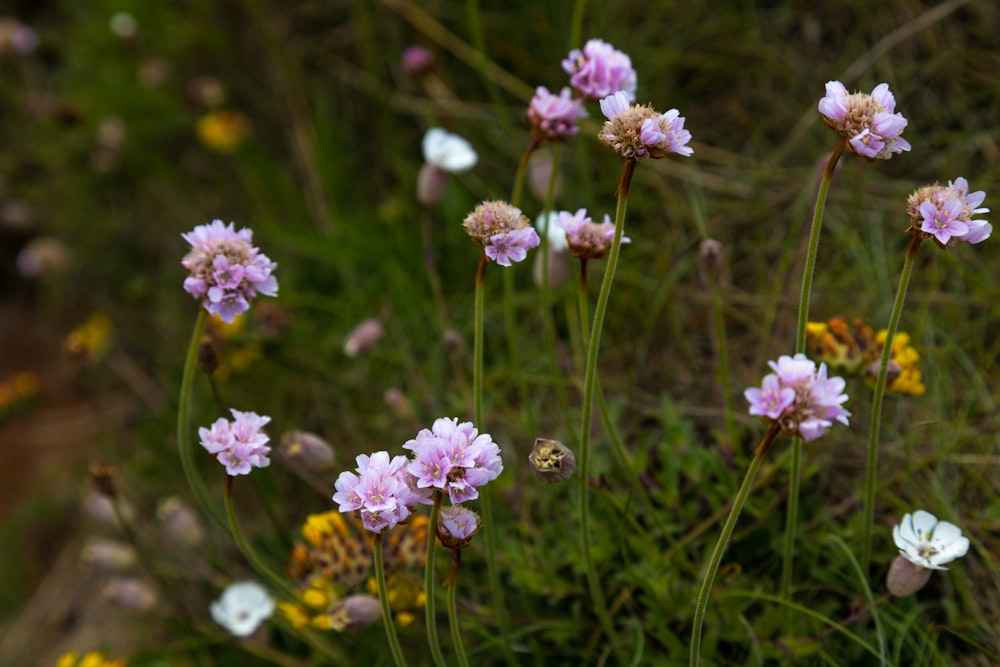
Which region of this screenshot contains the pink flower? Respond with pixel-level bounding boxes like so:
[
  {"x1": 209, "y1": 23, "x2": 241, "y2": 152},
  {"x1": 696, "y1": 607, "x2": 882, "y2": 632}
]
[
  {"x1": 818, "y1": 81, "x2": 910, "y2": 160},
  {"x1": 556, "y1": 210, "x2": 629, "y2": 260},
  {"x1": 198, "y1": 409, "x2": 272, "y2": 476},
  {"x1": 403, "y1": 418, "x2": 503, "y2": 504},
  {"x1": 485, "y1": 227, "x2": 540, "y2": 267},
  {"x1": 463, "y1": 200, "x2": 540, "y2": 266},
  {"x1": 598, "y1": 92, "x2": 693, "y2": 160},
  {"x1": 528, "y1": 86, "x2": 587, "y2": 142},
  {"x1": 333, "y1": 452, "x2": 417, "y2": 533},
  {"x1": 906, "y1": 177, "x2": 991, "y2": 247},
  {"x1": 562, "y1": 39, "x2": 637, "y2": 102},
  {"x1": 744, "y1": 354, "x2": 850, "y2": 442}
]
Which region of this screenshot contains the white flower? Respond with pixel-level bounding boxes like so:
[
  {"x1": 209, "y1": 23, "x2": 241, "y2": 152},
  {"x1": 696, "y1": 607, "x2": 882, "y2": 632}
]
[
  {"x1": 210, "y1": 580, "x2": 275, "y2": 636},
  {"x1": 535, "y1": 211, "x2": 568, "y2": 252},
  {"x1": 893, "y1": 510, "x2": 970, "y2": 571},
  {"x1": 422, "y1": 128, "x2": 478, "y2": 173}
]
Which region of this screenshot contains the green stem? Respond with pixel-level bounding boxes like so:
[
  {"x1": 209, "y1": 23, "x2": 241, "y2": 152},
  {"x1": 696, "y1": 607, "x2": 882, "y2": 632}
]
[
  {"x1": 446, "y1": 551, "x2": 471, "y2": 667},
  {"x1": 510, "y1": 137, "x2": 540, "y2": 209},
  {"x1": 424, "y1": 493, "x2": 447, "y2": 667},
  {"x1": 568, "y1": 0, "x2": 587, "y2": 50},
  {"x1": 690, "y1": 422, "x2": 782, "y2": 667},
  {"x1": 374, "y1": 534, "x2": 410, "y2": 667},
  {"x1": 472, "y1": 252, "x2": 516, "y2": 666},
  {"x1": 577, "y1": 158, "x2": 636, "y2": 659},
  {"x1": 783, "y1": 140, "x2": 845, "y2": 602},
  {"x1": 223, "y1": 476, "x2": 299, "y2": 602},
  {"x1": 862, "y1": 235, "x2": 921, "y2": 571},
  {"x1": 177, "y1": 310, "x2": 227, "y2": 531}
]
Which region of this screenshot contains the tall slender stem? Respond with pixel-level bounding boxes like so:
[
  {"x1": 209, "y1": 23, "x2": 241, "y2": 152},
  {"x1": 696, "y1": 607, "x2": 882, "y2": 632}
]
[
  {"x1": 424, "y1": 492, "x2": 447, "y2": 667},
  {"x1": 783, "y1": 140, "x2": 846, "y2": 602},
  {"x1": 862, "y1": 235, "x2": 921, "y2": 570},
  {"x1": 446, "y1": 551, "x2": 471, "y2": 667},
  {"x1": 690, "y1": 423, "x2": 782, "y2": 667},
  {"x1": 374, "y1": 534, "x2": 410, "y2": 667},
  {"x1": 177, "y1": 310, "x2": 227, "y2": 530},
  {"x1": 472, "y1": 252, "x2": 516, "y2": 665},
  {"x1": 577, "y1": 158, "x2": 636, "y2": 659}
]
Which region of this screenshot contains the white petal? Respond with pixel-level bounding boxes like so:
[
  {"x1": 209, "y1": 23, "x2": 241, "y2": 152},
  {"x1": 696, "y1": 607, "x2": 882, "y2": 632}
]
[
  {"x1": 910, "y1": 510, "x2": 939, "y2": 539},
  {"x1": 932, "y1": 535, "x2": 970, "y2": 566},
  {"x1": 930, "y1": 520, "x2": 963, "y2": 544},
  {"x1": 422, "y1": 127, "x2": 477, "y2": 172}
]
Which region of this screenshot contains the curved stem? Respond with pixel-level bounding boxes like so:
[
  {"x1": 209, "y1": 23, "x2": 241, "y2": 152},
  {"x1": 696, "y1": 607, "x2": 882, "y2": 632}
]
[
  {"x1": 861, "y1": 235, "x2": 921, "y2": 571},
  {"x1": 424, "y1": 492, "x2": 447, "y2": 667},
  {"x1": 177, "y1": 310, "x2": 227, "y2": 530},
  {"x1": 783, "y1": 140, "x2": 846, "y2": 602},
  {"x1": 690, "y1": 423, "x2": 781, "y2": 667},
  {"x1": 577, "y1": 158, "x2": 636, "y2": 659},
  {"x1": 446, "y1": 551, "x2": 471, "y2": 667},
  {"x1": 374, "y1": 534, "x2": 410, "y2": 667}
]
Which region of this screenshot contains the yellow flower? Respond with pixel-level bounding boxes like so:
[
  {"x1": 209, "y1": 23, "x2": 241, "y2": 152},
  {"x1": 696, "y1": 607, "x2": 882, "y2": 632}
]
[
  {"x1": 874, "y1": 330, "x2": 926, "y2": 396},
  {"x1": 57, "y1": 651, "x2": 126, "y2": 667},
  {"x1": 196, "y1": 110, "x2": 250, "y2": 152},
  {"x1": 63, "y1": 313, "x2": 112, "y2": 366}
]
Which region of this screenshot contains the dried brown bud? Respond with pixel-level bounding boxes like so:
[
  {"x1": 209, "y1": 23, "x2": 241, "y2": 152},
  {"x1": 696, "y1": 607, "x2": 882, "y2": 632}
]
[
  {"x1": 279, "y1": 430, "x2": 335, "y2": 471},
  {"x1": 197, "y1": 333, "x2": 220, "y2": 374},
  {"x1": 698, "y1": 238, "x2": 723, "y2": 284},
  {"x1": 886, "y1": 554, "x2": 932, "y2": 597},
  {"x1": 89, "y1": 464, "x2": 118, "y2": 499},
  {"x1": 528, "y1": 438, "x2": 576, "y2": 483}
]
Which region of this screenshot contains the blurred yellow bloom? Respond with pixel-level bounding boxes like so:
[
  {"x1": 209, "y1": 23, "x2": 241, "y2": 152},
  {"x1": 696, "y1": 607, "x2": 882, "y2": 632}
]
[
  {"x1": 196, "y1": 110, "x2": 250, "y2": 152},
  {"x1": 0, "y1": 371, "x2": 40, "y2": 411},
  {"x1": 873, "y1": 330, "x2": 926, "y2": 396},
  {"x1": 56, "y1": 651, "x2": 126, "y2": 667},
  {"x1": 63, "y1": 313, "x2": 112, "y2": 366}
]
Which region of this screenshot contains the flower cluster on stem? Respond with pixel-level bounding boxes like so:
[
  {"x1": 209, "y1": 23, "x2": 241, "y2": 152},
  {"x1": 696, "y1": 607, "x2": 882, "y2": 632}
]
[
  {"x1": 557, "y1": 209, "x2": 630, "y2": 260},
  {"x1": 198, "y1": 409, "x2": 272, "y2": 476},
  {"x1": 462, "y1": 200, "x2": 540, "y2": 266},
  {"x1": 598, "y1": 91, "x2": 693, "y2": 160},
  {"x1": 818, "y1": 81, "x2": 910, "y2": 160},
  {"x1": 562, "y1": 38, "x2": 637, "y2": 102},
  {"x1": 905, "y1": 176, "x2": 991, "y2": 247},
  {"x1": 528, "y1": 86, "x2": 587, "y2": 142}
]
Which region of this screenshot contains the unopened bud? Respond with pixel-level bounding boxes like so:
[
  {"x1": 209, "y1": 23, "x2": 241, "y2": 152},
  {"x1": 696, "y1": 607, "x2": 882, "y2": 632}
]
[
  {"x1": 698, "y1": 238, "x2": 723, "y2": 286},
  {"x1": 84, "y1": 489, "x2": 133, "y2": 526},
  {"x1": 279, "y1": 430, "x2": 335, "y2": 471},
  {"x1": 529, "y1": 438, "x2": 575, "y2": 483},
  {"x1": 886, "y1": 555, "x2": 932, "y2": 597},
  {"x1": 103, "y1": 577, "x2": 157, "y2": 611},
  {"x1": 443, "y1": 329, "x2": 464, "y2": 351},
  {"x1": 417, "y1": 162, "x2": 450, "y2": 205},
  {"x1": 402, "y1": 45, "x2": 434, "y2": 78},
  {"x1": 383, "y1": 388, "x2": 415, "y2": 420},
  {"x1": 328, "y1": 594, "x2": 382, "y2": 631},
  {"x1": 157, "y1": 496, "x2": 205, "y2": 547},
  {"x1": 528, "y1": 151, "x2": 562, "y2": 202},
  {"x1": 81, "y1": 538, "x2": 137, "y2": 571},
  {"x1": 436, "y1": 505, "x2": 481, "y2": 550},
  {"x1": 89, "y1": 464, "x2": 118, "y2": 499},
  {"x1": 344, "y1": 318, "x2": 383, "y2": 358}
]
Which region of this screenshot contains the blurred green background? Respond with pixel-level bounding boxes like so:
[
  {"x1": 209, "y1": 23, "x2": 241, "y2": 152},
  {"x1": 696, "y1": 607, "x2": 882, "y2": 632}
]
[{"x1": 1, "y1": 0, "x2": 998, "y2": 664}]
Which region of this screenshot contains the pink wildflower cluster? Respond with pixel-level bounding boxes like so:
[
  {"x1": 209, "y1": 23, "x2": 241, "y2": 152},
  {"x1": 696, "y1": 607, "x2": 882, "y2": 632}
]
[
  {"x1": 906, "y1": 177, "x2": 991, "y2": 247},
  {"x1": 333, "y1": 418, "x2": 503, "y2": 534},
  {"x1": 556, "y1": 209, "x2": 630, "y2": 260},
  {"x1": 598, "y1": 91, "x2": 693, "y2": 160},
  {"x1": 199, "y1": 409, "x2": 272, "y2": 476},
  {"x1": 818, "y1": 81, "x2": 911, "y2": 160},
  {"x1": 181, "y1": 220, "x2": 278, "y2": 323},
  {"x1": 462, "y1": 200, "x2": 541, "y2": 266},
  {"x1": 528, "y1": 86, "x2": 587, "y2": 142},
  {"x1": 562, "y1": 38, "x2": 637, "y2": 102},
  {"x1": 745, "y1": 353, "x2": 851, "y2": 442}
]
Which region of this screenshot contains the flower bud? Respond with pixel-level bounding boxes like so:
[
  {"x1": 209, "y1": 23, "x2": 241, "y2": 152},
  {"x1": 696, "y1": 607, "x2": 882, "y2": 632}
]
[
  {"x1": 383, "y1": 388, "x2": 416, "y2": 421},
  {"x1": 81, "y1": 538, "x2": 137, "y2": 571},
  {"x1": 279, "y1": 430, "x2": 335, "y2": 471},
  {"x1": 83, "y1": 489, "x2": 133, "y2": 526},
  {"x1": 328, "y1": 594, "x2": 382, "y2": 631},
  {"x1": 698, "y1": 238, "x2": 723, "y2": 286},
  {"x1": 528, "y1": 438, "x2": 576, "y2": 482},
  {"x1": 401, "y1": 45, "x2": 434, "y2": 78},
  {"x1": 157, "y1": 496, "x2": 205, "y2": 547},
  {"x1": 416, "y1": 163, "x2": 449, "y2": 205},
  {"x1": 886, "y1": 554, "x2": 933, "y2": 597},
  {"x1": 528, "y1": 151, "x2": 562, "y2": 202},
  {"x1": 436, "y1": 505, "x2": 482, "y2": 550},
  {"x1": 344, "y1": 318, "x2": 384, "y2": 358},
  {"x1": 16, "y1": 237, "x2": 70, "y2": 278},
  {"x1": 103, "y1": 577, "x2": 157, "y2": 611},
  {"x1": 443, "y1": 329, "x2": 464, "y2": 351}
]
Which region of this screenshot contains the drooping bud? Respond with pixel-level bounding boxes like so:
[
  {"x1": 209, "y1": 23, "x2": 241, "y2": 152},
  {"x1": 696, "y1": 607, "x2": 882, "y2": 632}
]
[
  {"x1": 528, "y1": 437, "x2": 576, "y2": 482},
  {"x1": 279, "y1": 430, "x2": 335, "y2": 471},
  {"x1": 886, "y1": 554, "x2": 933, "y2": 597}
]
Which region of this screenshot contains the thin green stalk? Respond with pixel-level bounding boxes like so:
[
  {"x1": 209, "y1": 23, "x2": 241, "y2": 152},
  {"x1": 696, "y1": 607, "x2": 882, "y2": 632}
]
[
  {"x1": 503, "y1": 268, "x2": 533, "y2": 432},
  {"x1": 424, "y1": 492, "x2": 448, "y2": 667},
  {"x1": 223, "y1": 476, "x2": 299, "y2": 602},
  {"x1": 862, "y1": 235, "x2": 921, "y2": 571},
  {"x1": 177, "y1": 310, "x2": 227, "y2": 531},
  {"x1": 464, "y1": 0, "x2": 513, "y2": 138},
  {"x1": 472, "y1": 252, "x2": 516, "y2": 666},
  {"x1": 690, "y1": 423, "x2": 782, "y2": 667},
  {"x1": 705, "y1": 251, "x2": 737, "y2": 449},
  {"x1": 568, "y1": 0, "x2": 586, "y2": 50},
  {"x1": 577, "y1": 158, "x2": 636, "y2": 659},
  {"x1": 783, "y1": 140, "x2": 846, "y2": 601},
  {"x1": 445, "y1": 551, "x2": 471, "y2": 667},
  {"x1": 374, "y1": 534, "x2": 410, "y2": 667}
]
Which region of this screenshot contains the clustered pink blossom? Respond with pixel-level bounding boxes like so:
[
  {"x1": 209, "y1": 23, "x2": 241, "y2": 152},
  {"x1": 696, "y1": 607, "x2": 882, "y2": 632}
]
[
  {"x1": 598, "y1": 91, "x2": 693, "y2": 160},
  {"x1": 906, "y1": 176, "x2": 991, "y2": 247},
  {"x1": 199, "y1": 409, "x2": 272, "y2": 476},
  {"x1": 403, "y1": 417, "x2": 503, "y2": 504},
  {"x1": 556, "y1": 209, "x2": 630, "y2": 260},
  {"x1": 562, "y1": 38, "x2": 637, "y2": 102},
  {"x1": 181, "y1": 220, "x2": 278, "y2": 323},
  {"x1": 745, "y1": 353, "x2": 851, "y2": 442},
  {"x1": 462, "y1": 200, "x2": 541, "y2": 266},
  {"x1": 818, "y1": 81, "x2": 910, "y2": 160},
  {"x1": 333, "y1": 419, "x2": 502, "y2": 534},
  {"x1": 528, "y1": 86, "x2": 587, "y2": 142}
]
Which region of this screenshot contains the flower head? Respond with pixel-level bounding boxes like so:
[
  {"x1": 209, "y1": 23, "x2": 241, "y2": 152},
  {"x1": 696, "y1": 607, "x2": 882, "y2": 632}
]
[
  {"x1": 528, "y1": 437, "x2": 576, "y2": 483},
  {"x1": 818, "y1": 81, "x2": 910, "y2": 160},
  {"x1": 906, "y1": 176, "x2": 991, "y2": 247},
  {"x1": 744, "y1": 353, "x2": 850, "y2": 442},
  {"x1": 462, "y1": 201, "x2": 540, "y2": 266},
  {"x1": 598, "y1": 91, "x2": 693, "y2": 160},
  {"x1": 528, "y1": 86, "x2": 587, "y2": 142},
  {"x1": 556, "y1": 209, "x2": 630, "y2": 260},
  {"x1": 562, "y1": 38, "x2": 637, "y2": 102},
  {"x1": 436, "y1": 505, "x2": 482, "y2": 550},
  {"x1": 198, "y1": 409, "x2": 272, "y2": 476},
  {"x1": 181, "y1": 220, "x2": 277, "y2": 323},
  {"x1": 893, "y1": 510, "x2": 970, "y2": 571},
  {"x1": 403, "y1": 417, "x2": 503, "y2": 504},
  {"x1": 422, "y1": 128, "x2": 477, "y2": 173},
  {"x1": 333, "y1": 451, "x2": 424, "y2": 533},
  {"x1": 210, "y1": 580, "x2": 275, "y2": 637}
]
